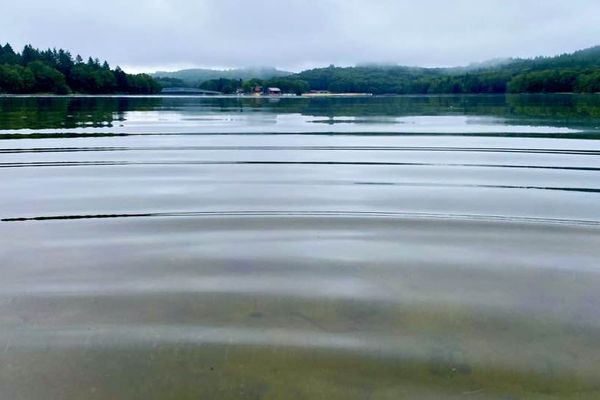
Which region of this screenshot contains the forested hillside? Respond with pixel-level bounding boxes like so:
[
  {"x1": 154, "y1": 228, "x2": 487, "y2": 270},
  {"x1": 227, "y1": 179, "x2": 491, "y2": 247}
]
[
  {"x1": 0, "y1": 43, "x2": 161, "y2": 94},
  {"x1": 153, "y1": 67, "x2": 291, "y2": 86},
  {"x1": 291, "y1": 46, "x2": 600, "y2": 94},
  {"x1": 3, "y1": 42, "x2": 600, "y2": 95}
]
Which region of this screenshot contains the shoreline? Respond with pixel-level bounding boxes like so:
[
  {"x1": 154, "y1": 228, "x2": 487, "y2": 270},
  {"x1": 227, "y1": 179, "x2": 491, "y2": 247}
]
[{"x1": 1, "y1": 92, "x2": 598, "y2": 99}]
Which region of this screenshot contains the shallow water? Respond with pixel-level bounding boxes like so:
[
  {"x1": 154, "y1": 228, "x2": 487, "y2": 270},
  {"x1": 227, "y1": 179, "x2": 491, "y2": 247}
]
[{"x1": 1, "y1": 95, "x2": 600, "y2": 399}]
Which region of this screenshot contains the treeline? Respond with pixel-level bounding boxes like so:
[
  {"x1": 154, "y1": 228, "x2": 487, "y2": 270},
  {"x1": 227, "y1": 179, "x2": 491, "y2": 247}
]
[
  {"x1": 506, "y1": 69, "x2": 600, "y2": 93},
  {"x1": 292, "y1": 66, "x2": 600, "y2": 95},
  {"x1": 13, "y1": 41, "x2": 595, "y2": 96},
  {"x1": 291, "y1": 46, "x2": 600, "y2": 94},
  {"x1": 0, "y1": 43, "x2": 161, "y2": 94},
  {"x1": 155, "y1": 76, "x2": 310, "y2": 95},
  {"x1": 159, "y1": 65, "x2": 600, "y2": 95},
  {"x1": 157, "y1": 45, "x2": 600, "y2": 95}
]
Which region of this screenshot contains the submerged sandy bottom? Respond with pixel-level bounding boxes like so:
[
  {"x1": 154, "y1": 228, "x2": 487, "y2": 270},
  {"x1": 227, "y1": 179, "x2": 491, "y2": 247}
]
[{"x1": 1, "y1": 216, "x2": 600, "y2": 399}]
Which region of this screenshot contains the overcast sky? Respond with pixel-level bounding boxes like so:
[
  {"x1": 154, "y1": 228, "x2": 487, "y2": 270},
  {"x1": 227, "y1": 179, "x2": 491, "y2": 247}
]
[{"x1": 3, "y1": 0, "x2": 600, "y2": 73}]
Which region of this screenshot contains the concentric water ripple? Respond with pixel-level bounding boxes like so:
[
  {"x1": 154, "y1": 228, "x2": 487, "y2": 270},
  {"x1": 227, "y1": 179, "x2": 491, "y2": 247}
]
[{"x1": 1, "y1": 95, "x2": 600, "y2": 399}]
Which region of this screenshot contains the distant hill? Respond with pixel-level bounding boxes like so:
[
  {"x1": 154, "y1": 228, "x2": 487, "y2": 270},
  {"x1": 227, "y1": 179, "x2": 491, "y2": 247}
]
[
  {"x1": 509, "y1": 45, "x2": 600, "y2": 70},
  {"x1": 154, "y1": 46, "x2": 600, "y2": 95},
  {"x1": 4, "y1": 42, "x2": 600, "y2": 95},
  {"x1": 152, "y1": 67, "x2": 292, "y2": 84},
  {"x1": 291, "y1": 45, "x2": 600, "y2": 94}
]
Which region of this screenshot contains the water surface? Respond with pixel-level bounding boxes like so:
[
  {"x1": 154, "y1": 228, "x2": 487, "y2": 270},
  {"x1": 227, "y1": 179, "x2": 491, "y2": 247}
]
[{"x1": 1, "y1": 95, "x2": 600, "y2": 399}]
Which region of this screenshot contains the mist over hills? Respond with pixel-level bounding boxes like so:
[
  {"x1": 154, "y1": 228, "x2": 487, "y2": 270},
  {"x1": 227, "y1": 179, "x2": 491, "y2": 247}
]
[
  {"x1": 2, "y1": 43, "x2": 600, "y2": 95},
  {"x1": 152, "y1": 67, "x2": 291, "y2": 84},
  {"x1": 150, "y1": 45, "x2": 600, "y2": 95},
  {"x1": 292, "y1": 45, "x2": 600, "y2": 94}
]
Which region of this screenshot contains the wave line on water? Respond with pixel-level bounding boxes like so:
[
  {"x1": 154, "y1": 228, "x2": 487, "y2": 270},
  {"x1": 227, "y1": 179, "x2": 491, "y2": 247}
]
[
  {"x1": 2, "y1": 145, "x2": 600, "y2": 155},
  {"x1": 2, "y1": 131, "x2": 600, "y2": 140},
  {"x1": 1, "y1": 160, "x2": 599, "y2": 171},
  {"x1": 3, "y1": 210, "x2": 600, "y2": 226}
]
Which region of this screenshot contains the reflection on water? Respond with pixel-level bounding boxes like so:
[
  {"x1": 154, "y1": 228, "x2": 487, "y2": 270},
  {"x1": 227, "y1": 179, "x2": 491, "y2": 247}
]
[
  {"x1": 1, "y1": 95, "x2": 600, "y2": 399},
  {"x1": 2, "y1": 94, "x2": 600, "y2": 133}
]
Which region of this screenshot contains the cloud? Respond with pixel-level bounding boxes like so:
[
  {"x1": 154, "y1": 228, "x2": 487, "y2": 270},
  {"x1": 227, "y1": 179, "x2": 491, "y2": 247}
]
[{"x1": 2, "y1": 0, "x2": 600, "y2": 72}]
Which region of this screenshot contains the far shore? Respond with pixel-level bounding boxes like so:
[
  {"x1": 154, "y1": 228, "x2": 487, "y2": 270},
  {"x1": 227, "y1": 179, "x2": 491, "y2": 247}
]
[{"x1": 2, "y1": 92, "x2": 599, "y2": 98}]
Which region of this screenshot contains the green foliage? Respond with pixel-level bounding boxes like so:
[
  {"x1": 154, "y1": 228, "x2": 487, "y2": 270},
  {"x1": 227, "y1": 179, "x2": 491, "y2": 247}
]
[
  {"x1": 194, "y1": 77, "x2": 309, "y2": 95},
  {"x1": 0, "y1": 44, "x2": 20, "y2": 64},
  {"x1": 290, "y1": 46, "x2": 600, "y2": 94},
  {"x1": 0, "y1": 64, "x2": 35, "y2": 93},
  {"x1": 292, "y1": 65, "x2": 594, "y2": 95},
  {"x1": 199, "y1": 78, "x2": 243, "y2": 94},
  {"x1": 68, "y1": 64, "x2": 116, "y2": 93},
  {"x1": 153, "y1": 67, "x2": 292, "y2": 85},
  {"x1": 575, "y1": 70, "x2": 600, "y2": 93},
  {"x1": 264, "y1": 78, "x2": 309, "y2": 95},
  {"x1": 294, "y1": 65, "x2": 439, "y2": 94},
  {"x1": 3, "y1": 42, "x2": 600, "y2": 95},
  {"x1": 0, "y1": 42, "x2": 161, "y2": 94},
  {"x1": 241, "y1": 78, "x2": 265, "y2": 93},
  {"x1": 507, "y1": 69, "x2": 580, "y2": 93},
  {"x1": 125, "y1": 73, "x2": 162, "y2": 94},
  {"x1": 28, "y1": 61, "x2": 70, "y2": 94}
]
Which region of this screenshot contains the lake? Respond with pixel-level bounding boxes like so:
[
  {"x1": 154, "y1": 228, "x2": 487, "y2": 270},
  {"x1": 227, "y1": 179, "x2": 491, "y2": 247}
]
[{"x1": 1, "y1": 94, "x2": 599, "y2": 399}]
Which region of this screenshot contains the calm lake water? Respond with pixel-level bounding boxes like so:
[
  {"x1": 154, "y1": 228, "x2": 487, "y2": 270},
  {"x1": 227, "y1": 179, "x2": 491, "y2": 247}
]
[{"x1": 1, "y1": 95, "x2": 600, "y2": 399}]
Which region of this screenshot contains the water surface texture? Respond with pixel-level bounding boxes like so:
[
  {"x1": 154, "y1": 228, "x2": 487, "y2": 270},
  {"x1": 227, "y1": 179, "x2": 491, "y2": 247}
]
[{"x1": 1, "y1": 95, "x2": 600, "y2": 399}]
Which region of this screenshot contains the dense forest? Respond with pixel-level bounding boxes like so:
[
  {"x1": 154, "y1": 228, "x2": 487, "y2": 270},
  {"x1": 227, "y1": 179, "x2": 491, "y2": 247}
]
[
  {"x1": 158, "y1": 45, "x2": 600, "y2": 95},
  {"x1": 152, "y1": 67, "x2": 291, "y2": 85},
  {"x1": 291, "y1": 46, "x2": 600, "y2": 94},
  {"x1": 3, "y1": 43, "x2": 600, "y2": 95},
  {"x1": 154, "y1": 76, "x2": 310, "y2": 95},
  {"x1": 0, "y1": 43, "x2": 161, "y2": 94}
]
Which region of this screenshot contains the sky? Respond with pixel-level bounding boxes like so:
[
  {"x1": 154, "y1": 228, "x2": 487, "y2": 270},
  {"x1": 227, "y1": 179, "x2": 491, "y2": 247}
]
[{"x1": 3, "y1": 0, "x2": 600, "y2": 73}]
